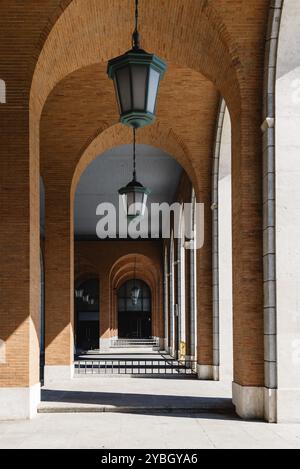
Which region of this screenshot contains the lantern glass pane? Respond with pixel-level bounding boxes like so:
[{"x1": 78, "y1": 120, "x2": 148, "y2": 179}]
[
  {"x1": 147, "y1": 68, "x2": 160, "y2": 114},
  {"x1": 116, "y1": 67, "x2": 131, "y2": 113},
  {"x1": 131, "y1": 287, "x2": 140, "y2": 299},
  {"x1": 131, "y1": 65, "x2": 148, "y2": 110},
  {"x1": 131, "y1": 192, "x2": 144, "y2": 218},
  {"x1": 113, "y1": 79, "x2": 121, "y2": 114},
  {"x1": 127, "y1": 192, "x2": 135, "y2": 216},
  {"x1": 135, "y1": 191, "x2": 144, "y2": 207},
  {"x1": 121, "y1": 193, "x2": 128, "y2": 215},
  {"x1": 141, "y1": 193, "x2": 148, "y2": 216}
]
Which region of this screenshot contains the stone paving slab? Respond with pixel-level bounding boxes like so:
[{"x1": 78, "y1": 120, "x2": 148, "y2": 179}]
[{"x1": 2, "y1": 412, "x2": 300, "y2": 449}]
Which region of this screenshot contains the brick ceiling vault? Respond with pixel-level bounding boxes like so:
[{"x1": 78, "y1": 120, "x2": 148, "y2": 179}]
[
  {"x1": 110, "y1": 254, "x2": 160, "y2": 293},
  {"x1": 1, "y1": 0, "x2": 270, "y2": 200},
  {"x1": 40, "y1": 62, "x2": 218, "y2": 199},
  {"x1": 32, "y1": 0, "x2": 244, "y2": 114}
]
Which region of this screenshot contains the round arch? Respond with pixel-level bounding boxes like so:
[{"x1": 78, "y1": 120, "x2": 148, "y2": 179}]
[
  {"x1": 117, "y1": 278, "x2": 152, "y2": 339},
  {"x1": 109, "y1": 253, "x2": 162, "y2": 340},
  {"x1": 31, "y1": 0, "x2": 270, "y2": 424},
  {"x1": 70, "y1": 122, "x2": 197, "y2": 204},
  {"x1": 75, "y1": 271, "x2": 99, "y2": 289},
  {"x1": 30, "y1": 0, "x2": 243, "y2": 121}
]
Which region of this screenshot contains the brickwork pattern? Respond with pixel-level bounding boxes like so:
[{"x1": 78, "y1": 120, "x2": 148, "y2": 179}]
[{"x1": 0, "y1": 0, "x2": 269, "y2": 389}]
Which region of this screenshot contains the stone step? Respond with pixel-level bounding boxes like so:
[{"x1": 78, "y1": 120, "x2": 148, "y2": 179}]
[{"x1": 38, "y1": 400, "x2": 235, "y2": 416}]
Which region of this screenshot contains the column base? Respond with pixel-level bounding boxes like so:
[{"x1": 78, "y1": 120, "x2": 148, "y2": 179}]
[
  {"x1": 232, "y1": 382, "x2": 264, "y2": 419},
  {"x1": 158, "y1": 337, "x2": 165, "y2": 351},
  {"x1": 197, "y1": 364, "x2": 214, "y2": 380},
  {"x1": 44, "y1": 364, "x2": 74, "y2": 385},
  {"x1": 0, "y1": 383, "x2": 40, "y2": 420},
  {"x1": 213, "y1": 365, "x2": 220, "y2": 381},
  {"x1": 99, "y1": 338, "x2": 111, "y2": 351},
  {"x1": 163, "y1": 338, "x2": 169, "y2": 352},
  {"x1": 264, "y1": 388, "x2": 277, "y2": 423}
]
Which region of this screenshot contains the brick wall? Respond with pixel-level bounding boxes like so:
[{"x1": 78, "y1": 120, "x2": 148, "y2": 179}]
[{"x1": 0, "y1": 0, "x2": 269, "y2": 390}]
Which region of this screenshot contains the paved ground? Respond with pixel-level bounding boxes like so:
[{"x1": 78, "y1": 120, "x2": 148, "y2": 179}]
[
  {"x1": 2, "y1": 412, "x2": 300, "y2": 449},
  {"x1": 39, "y1": 376, "x2": 233, "y2": 413},
  {"x1": 1, "y1": 350, "x2": 300, "y2": 449}
]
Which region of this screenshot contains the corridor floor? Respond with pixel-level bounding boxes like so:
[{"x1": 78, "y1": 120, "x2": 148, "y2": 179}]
[
  {"x1": 40, "y1": 348, "x2": 233, "y2": 413},
  {"x1": 39, "y1": 376, "x2": 234, "y2": 413},
  {"x1": 2, "y1": 411, "x2": 300, "y2": 449},
  {"x1": 2, "y1": 349, "x2": 300, "y2": 449}
]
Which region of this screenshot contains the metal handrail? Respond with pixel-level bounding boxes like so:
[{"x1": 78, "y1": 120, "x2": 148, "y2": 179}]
[{"x1": 75, "y1": 358, "x2": 197, "y2": 376}]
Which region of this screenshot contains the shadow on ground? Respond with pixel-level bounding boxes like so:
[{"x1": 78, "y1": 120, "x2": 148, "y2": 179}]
[{"x1": 40, "y1": 389, "x2": 237, "y2": 419}]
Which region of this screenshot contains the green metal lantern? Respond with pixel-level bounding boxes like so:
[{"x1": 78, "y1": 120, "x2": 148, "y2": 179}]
[
  {"x1": 119, "y1": 129, "x2": 151, "y2": 221},
  {"x1": 131, "y1": 259, "x2": 140, "y2": 305},
  {"x1": 107, "y1": 0, "x2": 167, "y2": 129},
  {"x1": 131, "y1": 285, "x2": 140, "y2": 306}
]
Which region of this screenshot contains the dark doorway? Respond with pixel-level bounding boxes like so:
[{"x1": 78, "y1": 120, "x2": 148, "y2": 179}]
[
  {"x1": 118, "y1": 280, "x2": 152, "y2": 339},
  {"x1": 75, "y1": 279, "x2": 99, "y2": 351}
]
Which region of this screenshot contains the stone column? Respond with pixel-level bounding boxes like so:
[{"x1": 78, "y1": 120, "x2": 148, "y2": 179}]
[
  {"x1": 231, "y1": 106, "x2": 265, "y2": 419},
  {"x1": 177, "y1": 236, "x2": 186, "y2": 359},
  {"x1": 163, "y1": 248, "x2": 169, "y2": 352},
  {"x1": 169, "y1": 236, "x2": 175, "y2": 356},
  {"x1": 184, "y1": 248, "x2": 191, "y2": 359},
  {"x1": 196, "y1": 203, "x2": 214, "y2": 380},
  {"x1": 99, "y1": 274, "x2": 111, "y2": 350},
  {"x1": 44, "y1": 187, "x2": 74, "y2": 384},
  {"x1": 275, "y1": 0, "x2": 300, "y2": 424},
  {"x1": 0, "y1": 106, "x2": 40, "y2": 419}
]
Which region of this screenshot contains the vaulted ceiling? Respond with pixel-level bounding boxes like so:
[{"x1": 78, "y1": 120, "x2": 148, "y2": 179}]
[{"x1": 74, "y1": 145, "x2": 182, "y2": 237}]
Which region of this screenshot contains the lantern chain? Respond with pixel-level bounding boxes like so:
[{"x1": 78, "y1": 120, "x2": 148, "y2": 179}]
[{"x1": 132, "y1": 0, "x2": 140, "y2": 50}]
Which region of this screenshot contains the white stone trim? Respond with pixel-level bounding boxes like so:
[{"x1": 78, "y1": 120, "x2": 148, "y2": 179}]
[
  {"x1": 44, "y1": 364, "x2": 74, "y2": 385},
  {"x1": 197, "y1": 364, "x2": 214, "y2": 380},
  {"x1": 213, "y1": 365, "x2": 220, "y2": 381},
  {"x1": 264, "y1": 388, "x2": 277, "y2": 423},
  {"x1": 99, "y1": 338, "x2": 111, "y2": 351},
  {"x1": 0, "y1": 79, "x2": 6, "y2": 104},
  {"x1": 0, "y1": 383, "x2": 40, "y2": 420},
  {"x1": 163, "y1": 338, "x2": 169, "y2": 352},
  {"x1": 158, "y1": 337, "x2": 164, "y2": 351},
  {"x1": 232, "y1": 382, "x2": 264, "y2": 419}
]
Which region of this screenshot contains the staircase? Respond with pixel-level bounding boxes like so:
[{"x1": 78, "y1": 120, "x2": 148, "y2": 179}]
[{"x1": 110, "y1": 338, "x2": 159, "y2": 349}]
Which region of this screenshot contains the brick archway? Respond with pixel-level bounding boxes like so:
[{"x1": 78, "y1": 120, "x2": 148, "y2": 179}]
[
  {"x1": 36, "y1": 0, "x2": 267, "y2": 419},
  {"x1": 70, "y1": 121, "x2": 196, "y2": 202},
  {"x1": 31, "y1": 0, "x2": 243, "y2": 119},
  {"x1": 109, "y1": 253, "x2": 162, "y2": 341}
]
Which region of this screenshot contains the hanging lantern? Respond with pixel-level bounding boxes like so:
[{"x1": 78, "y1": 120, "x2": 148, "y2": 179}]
[
  {"x1": 131, "y1": 286, "x2": 140, "y2": 305},
  {"x1": 107, "y1": 0, "x2": 167, "y2": 129},
  {"x1": 75, "y1": 289, "x2": 84, "y2": 299},
  {"x1": 131, "y1": 258, "x2": 140, "y2": 305},
  {"x1": 83, "y1": 294, "x2": 90, "y2": 303},
  {"x1": 119, "y1": 128, "x2": 151, "y2": 220}
]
